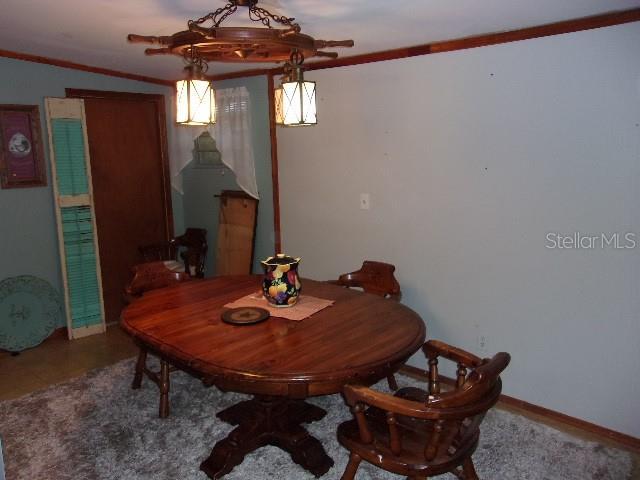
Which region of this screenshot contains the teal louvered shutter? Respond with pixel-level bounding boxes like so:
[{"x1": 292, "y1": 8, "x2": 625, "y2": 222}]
[
  {"x1": 50, "y1": 119, "x2": 89, "y2": 195},
  {"x1": 45, "y1": 98, "x2": 105, "y2": 339}
]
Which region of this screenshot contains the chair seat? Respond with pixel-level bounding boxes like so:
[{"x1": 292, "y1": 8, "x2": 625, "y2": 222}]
[
  {"x1": 338, "y1": 405, "x2": 479, "y2": 477},
  {"x1": 139, "y1": 227, "x2": 208, "y2": 278},
  {"x1": 163, "y1": 260, "x2": 185, "y2": 273}
]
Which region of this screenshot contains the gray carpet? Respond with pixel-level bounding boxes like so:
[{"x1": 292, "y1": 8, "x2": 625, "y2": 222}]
[{"x1": 0, "y1": 359, "x2": 632, "y2": 480}]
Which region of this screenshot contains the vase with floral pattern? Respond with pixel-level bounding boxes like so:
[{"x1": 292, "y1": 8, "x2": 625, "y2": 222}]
[{"x1": 261, "y1": 254, "x2": 302, "y2": 307}]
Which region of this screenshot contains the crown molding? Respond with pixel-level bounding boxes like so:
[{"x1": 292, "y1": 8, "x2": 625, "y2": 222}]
[
  {"x1": 0, "y1": 48, "x2": 173, "y2": 87},
  {"x1": 208, "y1": 7, "x2": 640, "y2": 81}
]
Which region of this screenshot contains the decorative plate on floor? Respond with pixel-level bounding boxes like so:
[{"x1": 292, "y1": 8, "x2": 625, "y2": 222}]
[
  {"x1": 222, "y1": 307, "x2": 270, "y2": 325},
  {"x1": 0, "y1": 275, "x2": 63, "y2": 352}
]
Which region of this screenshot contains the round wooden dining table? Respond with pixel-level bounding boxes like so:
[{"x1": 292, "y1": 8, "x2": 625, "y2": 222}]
[{"x1": 121, "y1": 275, "x2": 425, "y2": 479}]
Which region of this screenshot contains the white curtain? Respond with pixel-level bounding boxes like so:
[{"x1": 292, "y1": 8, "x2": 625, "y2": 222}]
[
  {"x1": 167, "y1": 122, "x2": 200, "y2": 194},
  {"x1": 168, "y1": 86, "x2": 259, "y2": 199},
  {"x1": 210, "y1": 87, "x2": 259, "y2": 199}
]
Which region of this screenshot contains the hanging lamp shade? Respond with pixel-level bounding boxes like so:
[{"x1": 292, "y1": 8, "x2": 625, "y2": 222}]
[
  {"x1": 176, "y1": 77, "x2": 216, "y2": 125},
  {"x1": 275, "y1": 60, "x2": 317, "y2": 127},
  {"x1": 279, "y1": 80, "x2": 316, "y2": 126}
]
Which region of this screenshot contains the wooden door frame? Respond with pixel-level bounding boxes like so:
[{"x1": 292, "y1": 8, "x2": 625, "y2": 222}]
[
  {"x1": 266, "y1": 73, "x2": 281, "y2": 253},
  {"x1": 64, "y1": 88, "x2": 174, "y2": 240}
]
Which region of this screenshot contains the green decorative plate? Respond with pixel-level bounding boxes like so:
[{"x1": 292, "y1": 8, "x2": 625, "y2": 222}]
[{"x1": 0, "y1": 276, "x2": 63, "y2": 352}]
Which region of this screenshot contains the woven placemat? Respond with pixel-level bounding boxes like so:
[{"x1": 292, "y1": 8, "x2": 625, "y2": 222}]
[{"x1": 224, "y1": 292, "x2": 334, "y2": 321}]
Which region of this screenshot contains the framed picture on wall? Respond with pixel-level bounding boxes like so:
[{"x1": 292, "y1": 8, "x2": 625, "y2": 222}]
[{"x1": 0, "y1": 105, "x2": 46, "y2": 189}]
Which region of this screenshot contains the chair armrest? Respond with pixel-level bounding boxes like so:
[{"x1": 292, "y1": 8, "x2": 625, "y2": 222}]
[
  {"x1": 330, "y1": 274, "x2": 402, "y2": 300},
  {"x1": 422, "y1": 339, "x2": 483, "y2": 367},
  {"x1": 344, "y1": 381, "x2": 504, "y2": 420},
  {"x1": 343, "y1": 384, "x2": 456, "y2": 420},
  {"x1": 125, "y1": 261, "x2": 190, "y2": 297}
]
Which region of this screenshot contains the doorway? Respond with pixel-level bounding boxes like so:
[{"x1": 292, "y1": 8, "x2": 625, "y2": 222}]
[{"x1": 66, "y1": 89, "x2": 173, "y2": 324}]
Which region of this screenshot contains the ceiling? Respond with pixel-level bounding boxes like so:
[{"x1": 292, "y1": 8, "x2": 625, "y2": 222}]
[{"x1": 1, "y1": 0, "x2": 639, "y2": 81}]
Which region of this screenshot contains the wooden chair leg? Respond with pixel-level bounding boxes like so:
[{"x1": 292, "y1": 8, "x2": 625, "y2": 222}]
[
  {"x1": 462, "y1": 458, "x2": 479, "y2": 480},
  {"x1": 341, "y1": 453, "x2": 362, "y2": 480},
  {"x1": 132, "y1": 347, "x2": 147, "y2": 389},
  {"x1": 387, "y1": 373, "x2": 399, "y2": 391},
  {"x1": 158, "y1": 359, "x2": 170, "y2": 419}
]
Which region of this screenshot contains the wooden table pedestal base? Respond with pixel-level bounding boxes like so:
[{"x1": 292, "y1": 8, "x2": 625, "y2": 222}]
[{"x1": 200, "y1": 396, "x2": 334, "y2": 479}]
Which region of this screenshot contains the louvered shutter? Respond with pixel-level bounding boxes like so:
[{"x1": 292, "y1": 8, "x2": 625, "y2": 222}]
[{"x1": 45, "y1": 98, "x2": 106, "y2": 339}]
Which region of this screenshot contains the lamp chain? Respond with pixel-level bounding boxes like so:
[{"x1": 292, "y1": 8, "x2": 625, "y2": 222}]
[
  {"x1": 187, "y1": 0, "x2": 300, "y2": 31},
  {"x1": 248, "y1": 4, "x2": 300, "y2": 32},
  {"x1": 290, "y1": 50, "x2": 305, "y2": 67},
  {"x1": 182, "y1": 46, "x2": 209, "y2": 74},
  {"x1": 188, "y1": 2, "x2": 237, "y2": 29}
]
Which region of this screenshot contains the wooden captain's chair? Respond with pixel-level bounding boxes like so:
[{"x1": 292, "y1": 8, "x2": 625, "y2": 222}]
[
  {"x1": 331, "y1": 260, "x2": 402, "y2": 389},
  {"x1": 139, "y1": 227, "x2": 208, "y2": 278},
  {"x1": 332, "y1": 260, "x2": 401, "y2": 300},
  {"x1": 338, "y1": 340, "x2": 510, "y2": 480},
  {"x1": 124, "y1": 261, "x2": 191, "y2": 418}
]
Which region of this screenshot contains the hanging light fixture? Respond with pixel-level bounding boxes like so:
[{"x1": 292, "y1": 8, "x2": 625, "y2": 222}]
[
  {"x1": 275, "y1": 52, "x2": 316, "y2": 127},
  {"x1": 128, "y1": 0, "x2": 353, "y2": 126},
  {"x1": 176, "y1": 48, "x2": 216, "y2": 125}
]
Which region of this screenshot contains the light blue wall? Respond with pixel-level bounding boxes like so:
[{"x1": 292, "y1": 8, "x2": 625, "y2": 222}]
[
  {"x1": 0, "y1": 56, "x2": 177, "y2": 326},
  {"x1": 278, "y1": 23, "x2": 640, "y2": 437},
  {"x1": 181, "y1": 75, "x2": 274, "y2": 274}
]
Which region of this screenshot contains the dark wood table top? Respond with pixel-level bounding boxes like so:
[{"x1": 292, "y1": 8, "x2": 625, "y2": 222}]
[{"x1": 121, "y1": 275, "x2": 426, "y2": 397}]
